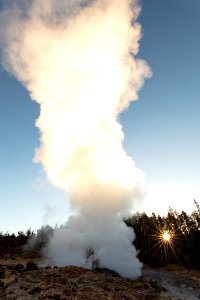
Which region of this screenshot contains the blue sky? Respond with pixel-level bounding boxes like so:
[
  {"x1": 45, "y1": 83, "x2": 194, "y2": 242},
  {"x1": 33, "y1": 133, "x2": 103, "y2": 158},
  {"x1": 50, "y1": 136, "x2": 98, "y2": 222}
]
[
  {"x1": 0, "y1": 0, "x2": 200, "y2": 233},
  {"x1": 122, "y1": 0, "x2": 200, "y2": 214}
]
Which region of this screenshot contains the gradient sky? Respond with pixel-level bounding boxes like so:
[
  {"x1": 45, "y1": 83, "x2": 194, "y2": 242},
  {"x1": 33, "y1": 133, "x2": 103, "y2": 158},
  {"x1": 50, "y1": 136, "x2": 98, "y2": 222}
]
[{"x1": 0, "y1": 0, "x2": 200, "y2": 233}]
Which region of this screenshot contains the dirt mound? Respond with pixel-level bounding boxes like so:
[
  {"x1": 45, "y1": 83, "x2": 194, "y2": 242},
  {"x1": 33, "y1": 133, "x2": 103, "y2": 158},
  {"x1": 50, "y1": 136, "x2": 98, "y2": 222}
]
[{"x1": 0, "y1": 264, "x2": 165, "y2": 299}]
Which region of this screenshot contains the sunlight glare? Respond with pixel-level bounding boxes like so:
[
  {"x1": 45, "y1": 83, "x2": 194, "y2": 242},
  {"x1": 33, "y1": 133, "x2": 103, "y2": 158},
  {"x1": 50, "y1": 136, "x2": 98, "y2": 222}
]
[{"x1": 162, "y1": 231, "x2": 171, "y2": 242}]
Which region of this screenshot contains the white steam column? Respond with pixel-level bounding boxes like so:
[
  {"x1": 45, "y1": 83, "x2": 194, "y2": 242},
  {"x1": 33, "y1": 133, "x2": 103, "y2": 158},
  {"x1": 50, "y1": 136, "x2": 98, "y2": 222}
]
[{"x1": 0, "y1": 0, "x2": 151, "y2": 278}]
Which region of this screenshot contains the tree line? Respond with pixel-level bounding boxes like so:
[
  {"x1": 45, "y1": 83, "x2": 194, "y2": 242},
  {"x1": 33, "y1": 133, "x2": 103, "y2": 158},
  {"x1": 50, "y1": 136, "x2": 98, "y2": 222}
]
[
  {"x1": 125, "y1": 200, "x2": 200, "y2": 269},
  {"x1": 0, "y1": 201, "x2": 200, "y2": 269}
]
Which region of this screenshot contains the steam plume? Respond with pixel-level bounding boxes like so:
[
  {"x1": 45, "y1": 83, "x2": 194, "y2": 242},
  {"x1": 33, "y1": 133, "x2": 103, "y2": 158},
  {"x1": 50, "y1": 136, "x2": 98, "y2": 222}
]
[{"x1": 0, "y1": 0, "x2": 151, "y2": 278}]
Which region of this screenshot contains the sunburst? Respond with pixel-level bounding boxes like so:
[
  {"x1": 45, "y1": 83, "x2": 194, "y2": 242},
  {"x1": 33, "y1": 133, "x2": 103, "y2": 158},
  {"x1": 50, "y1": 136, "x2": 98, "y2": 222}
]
[
  {"x1": 151, "y1": 226, "x2": 181, "y2": 260},
  {"x1": 161, "y1": 230, "x2": 171, "y2": 242}
]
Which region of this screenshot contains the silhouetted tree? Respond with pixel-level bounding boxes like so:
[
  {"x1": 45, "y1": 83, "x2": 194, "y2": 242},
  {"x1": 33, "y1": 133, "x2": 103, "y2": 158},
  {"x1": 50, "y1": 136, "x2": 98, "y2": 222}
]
[{"x1": 125, "y1": 201, "x2": 200, "y2": 269}]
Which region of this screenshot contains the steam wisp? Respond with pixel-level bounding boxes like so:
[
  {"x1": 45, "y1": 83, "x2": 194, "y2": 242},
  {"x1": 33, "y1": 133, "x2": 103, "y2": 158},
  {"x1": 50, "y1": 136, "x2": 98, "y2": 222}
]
[{"x1": 0, "y1": 0, "x2": 151, "y2": 278}]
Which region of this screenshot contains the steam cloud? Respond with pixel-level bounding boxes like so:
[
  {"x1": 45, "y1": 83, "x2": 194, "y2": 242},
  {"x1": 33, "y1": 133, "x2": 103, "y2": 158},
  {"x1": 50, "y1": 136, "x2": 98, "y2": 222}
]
[{"x1": 0, "y1": 0, "x2": 151, "y2": 278}]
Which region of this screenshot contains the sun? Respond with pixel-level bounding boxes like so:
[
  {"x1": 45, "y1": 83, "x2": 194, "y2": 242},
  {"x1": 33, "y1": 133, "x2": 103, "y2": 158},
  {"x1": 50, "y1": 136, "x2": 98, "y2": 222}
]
[
  {"x1": 162, "y1": 231, "x2": 171, "y2": 242},
  {"x1": 150, "y1": 224, "x2": 182, "y2": 261},
  {"x1": 152, "y1": 228, "x2": 175, "y2": 248}
]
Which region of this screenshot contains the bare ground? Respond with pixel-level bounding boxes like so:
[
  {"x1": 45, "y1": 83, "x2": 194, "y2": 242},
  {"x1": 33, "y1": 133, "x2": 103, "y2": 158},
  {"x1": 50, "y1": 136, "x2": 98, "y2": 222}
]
[
  {"x1": 0, "y1": 253, "x2": 200, "y2": 299},
  {"x1": 143, "y1": 265, "x2": 200, "y2": 300}
]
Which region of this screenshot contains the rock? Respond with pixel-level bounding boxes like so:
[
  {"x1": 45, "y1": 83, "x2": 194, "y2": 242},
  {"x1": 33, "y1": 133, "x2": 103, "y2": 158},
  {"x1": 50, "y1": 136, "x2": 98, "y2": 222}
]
[
  {"x1": 45, "y1": 265, "x2": 51, "y2": 269},
  {"x1": 29, "y1": 286, "x2": 42, "y2": 295},
  {"x1": 14, "y1": 264, "x2": 24, "y2": 272},
  {"x1": 94, "y1": 267, "x2": 121, "y2": 277},
  {"x1": 0, "y1": 268, "x2": 5, "y2": 279},
  {"x1": 0, "y1": 280, "x2": 4, "y2": 287},
  {"x1": 26, "y1": 261, "x2": 38, "y2": 271},
  {"x1": 143, "y1": 283, "x2": 150, "y2": 290}
]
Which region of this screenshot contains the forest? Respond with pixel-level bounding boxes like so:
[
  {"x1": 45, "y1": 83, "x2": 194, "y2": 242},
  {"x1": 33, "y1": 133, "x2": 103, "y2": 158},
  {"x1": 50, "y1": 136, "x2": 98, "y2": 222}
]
[
  {"x1": 126, "y1": 200, "x2": 200, "y2": 269},
  {"x1": 1, "y1": 200, "x2": 200, "y2": 270}
]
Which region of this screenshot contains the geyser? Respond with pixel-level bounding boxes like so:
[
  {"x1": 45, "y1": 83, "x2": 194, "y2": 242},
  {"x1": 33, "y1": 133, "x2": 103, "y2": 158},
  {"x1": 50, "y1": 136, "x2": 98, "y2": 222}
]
[{"x1": 0, "y1": 0, "x2": 151, "y2": 278}]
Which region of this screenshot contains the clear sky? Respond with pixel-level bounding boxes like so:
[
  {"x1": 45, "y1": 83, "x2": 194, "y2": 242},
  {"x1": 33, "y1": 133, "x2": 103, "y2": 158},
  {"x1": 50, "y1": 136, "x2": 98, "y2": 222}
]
[{"x1": 0, "y1": 0, "x2": 200, "y2": 233}]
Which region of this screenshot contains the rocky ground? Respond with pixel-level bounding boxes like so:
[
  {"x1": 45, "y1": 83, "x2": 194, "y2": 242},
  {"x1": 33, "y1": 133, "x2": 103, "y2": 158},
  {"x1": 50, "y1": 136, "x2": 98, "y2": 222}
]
[
  {"x1": 0, "y1": 253, "x2": 200, "y2": 299},
  {"x1": 143, "y1": 266, "x2": 200, "y2": 300}
]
